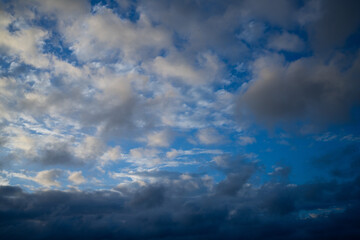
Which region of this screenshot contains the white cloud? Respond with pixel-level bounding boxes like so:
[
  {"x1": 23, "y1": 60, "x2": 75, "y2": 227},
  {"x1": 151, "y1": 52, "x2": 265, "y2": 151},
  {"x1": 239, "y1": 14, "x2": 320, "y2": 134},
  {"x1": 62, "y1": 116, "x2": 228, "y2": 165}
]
[
  {"x1": 75, "y1": 136, "x2": 105, "y2": 160},
  {"x1": 100, "y1": 146, "x2": 122, "y2": 166},
  {"x1": 147, "y1": 130, "x2": 172, "y2": 147},
  {"x1": 0, "y1": 175, "x2": 9, "y2": 186},
  {"x1": 33, "y1": 169, "x2": 62, "y2": 187},
  {"x1": 0, "y1": 13, "x2": 50, "y2": 68},
  {"x1": 166, "y1": 149, "x2": 179, "y2": 159},
  {"x1": 129, "y1": 148, "x2": 161, "y2": 167},
  {"x1": 68, "y1": 171, "x2": 86, "y2": 185},
  {"x1": 197, "y1": 128, "x2": 224, "y2": 145},
  {"x1": 166, "y1": 148, "x2": 224, "y2": 159},
  {"x1": 62, "y1": 7, "x2": 171, "y2": 62},
  {"x1": 149, "y1": 52, "x2": 223, "y2": 85}
]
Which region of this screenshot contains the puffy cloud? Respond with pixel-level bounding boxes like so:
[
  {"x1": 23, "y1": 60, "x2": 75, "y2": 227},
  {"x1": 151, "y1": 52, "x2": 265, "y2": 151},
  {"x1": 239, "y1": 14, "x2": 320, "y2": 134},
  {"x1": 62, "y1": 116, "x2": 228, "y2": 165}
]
[
  {"x1": 267, "y1": 32, "x2": 305, "y2": 52},
  {"x1": 61, "y1": 6, "x2": 171, "y2": 63},
  {"x1": 146, "y1": 130, "x2": 173, "y2": 147},
  {"x1": 129, "y1": 148, "x2": 161, "y2": 167},
  {"x1": 149, "y1": 51, "x2": 223, "y2": 85},
  {"x1": 68, "y1": 171, "x2": 86, "y2": 185},
  {"x1": 100, "y1": 146, "x2": 122, "y2": 166},
  {"x1": 304, "y1": 0, "x2": 360, "y2": 53},
  {"x1": 197, "y1": 128, "x2": 224, "y2": 145},
  {"x1": 0, "y1": 175, "x2": 9, "y2": 186},
  {"x1": 237, "y1": 52, "x2": 360, "y2": 129},
  {"x1": 0, "y1": 17, "x2": 50, "y2": 68},
  {"x1": 166, "y1": 149, "x2": 179, "y2": 159},
  {"x1": 75, "y1": 136, "x2": 105, "y2": 160},
  {"x1": 16, "y1": 169, "x2": 62, "y2": 187},
  {"x1": 1, "y1": 1, "x2": 360, "y2": 239},
  {"x1": 34, "y1": 143, "x2": 75, "y2": 166}
]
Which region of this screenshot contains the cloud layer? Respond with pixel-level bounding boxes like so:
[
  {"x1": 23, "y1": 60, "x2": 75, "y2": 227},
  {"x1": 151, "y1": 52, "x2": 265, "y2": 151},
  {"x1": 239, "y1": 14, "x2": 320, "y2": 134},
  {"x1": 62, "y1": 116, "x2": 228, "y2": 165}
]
[{"x1": 0, "y1": 0, "x2": 360, "y2": 239}]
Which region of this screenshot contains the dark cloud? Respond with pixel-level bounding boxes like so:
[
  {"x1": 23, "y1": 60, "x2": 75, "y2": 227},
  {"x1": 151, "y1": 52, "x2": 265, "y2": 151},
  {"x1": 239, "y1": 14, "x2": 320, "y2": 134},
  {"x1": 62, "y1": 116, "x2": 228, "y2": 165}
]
[
  {"x1": 2, "y1": 155, "x2": 360, "y2": 239},
  {"x1": 215, "y1": 155, "x2": 257, "y2": 196},
  {"x1": 1, "y1": 174, "x2": 360, "y2": 240},
  {"x1": 130, "y1": 185, "x2": 166, "y2": 208},
  {"x1": 313, "y1": 144, "x2": 360, "y2": 178},
  {"x1": 306, "y1": 0, "x2": 360, "y2": 54}
]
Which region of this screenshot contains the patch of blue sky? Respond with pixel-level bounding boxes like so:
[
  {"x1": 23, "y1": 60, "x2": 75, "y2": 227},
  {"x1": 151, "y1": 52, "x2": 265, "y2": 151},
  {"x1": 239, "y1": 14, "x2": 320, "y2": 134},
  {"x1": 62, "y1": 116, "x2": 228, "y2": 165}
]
[
  {"x1": 91, "y1": 0, "x2": 139, "y2": 23},
  {"x1": 42, "y1": 32, "x2": 79, "y2": 65},
  {"x1": 172, "y1": 31, "x2": 189, "y2": 51}
]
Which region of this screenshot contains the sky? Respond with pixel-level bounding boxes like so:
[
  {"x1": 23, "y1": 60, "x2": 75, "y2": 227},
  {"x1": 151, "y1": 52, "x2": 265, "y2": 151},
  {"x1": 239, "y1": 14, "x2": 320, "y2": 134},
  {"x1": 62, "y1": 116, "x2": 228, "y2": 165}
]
[{"x1": 0, "y1": 0, "x2": 360, "y2": 239}]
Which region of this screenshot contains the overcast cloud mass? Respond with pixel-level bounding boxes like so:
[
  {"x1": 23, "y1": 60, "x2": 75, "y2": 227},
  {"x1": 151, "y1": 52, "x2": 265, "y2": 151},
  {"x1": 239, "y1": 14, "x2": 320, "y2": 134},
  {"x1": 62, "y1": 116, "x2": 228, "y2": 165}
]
[{"x1": 1, "y1": 0, "x2": 360, "y2": 239}]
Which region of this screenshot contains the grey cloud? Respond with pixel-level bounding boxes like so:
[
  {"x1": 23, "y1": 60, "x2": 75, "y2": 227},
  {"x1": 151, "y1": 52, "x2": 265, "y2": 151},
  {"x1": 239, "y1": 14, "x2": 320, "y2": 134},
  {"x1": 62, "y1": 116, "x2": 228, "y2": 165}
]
[
  {"x1": 216, "y1": 171, "x2": 252, "y2": 196},
  {"x1": 33, "y1": 143, "x2": 75, "y2": 166},
  {"x1": 139, "y1": 0, "x2": 249, "y2": 62},
  {"x1": 305, "y1": 0, "x2": 360, "y2": 54},
  {"x1": 0, "y1": 136, "x2": 7, "y2": 147},
  {"x1": 237, "y1": 53, "x2": 360, "y2": 129}
]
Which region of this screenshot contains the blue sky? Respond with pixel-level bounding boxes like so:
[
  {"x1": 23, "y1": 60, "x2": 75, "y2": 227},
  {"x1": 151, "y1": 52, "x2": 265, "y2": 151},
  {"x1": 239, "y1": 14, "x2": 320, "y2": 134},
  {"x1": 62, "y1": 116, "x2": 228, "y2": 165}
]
[{"x1": 1, "y1": 0, "x2": 360, "y2": 239}]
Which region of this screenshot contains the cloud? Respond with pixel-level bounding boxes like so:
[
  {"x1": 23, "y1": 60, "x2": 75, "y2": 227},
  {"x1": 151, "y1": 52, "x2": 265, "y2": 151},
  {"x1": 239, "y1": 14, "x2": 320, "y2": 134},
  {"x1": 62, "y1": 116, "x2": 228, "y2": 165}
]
[
  {"x1": 68, "y1": 171, "x2": 86, "y2": 185},
  {"x1": 0, "y1": 14, "x2": 50, "y2": 68},
  {"x1": 32, "y1": 169, "x2": 62, "y2": 187},
  {"x1": 166, "y1": 148, "x2": 223, "y2": 159},
  {"x1": 129, "y1": 148, "x2": 161, "y2": 167},
  {"x1": 312, "y1": 144, "x2": 360, "y2": 178},
  {"x1": 268, "y1": 166, "x2": 291, "y2": 178},
  {"x1": 149, "y1": 51, "x2": 223, "y2": 85},
  {"x1": 146, "y1": 130, "x2": 173, "y2": 148},
  {"x1": 1, "y1": 1, "x2": 360, "y2": 239},
  {"x1": 214, "y1": 155, "x2": 257, "y2": 196},
  {"x1": 238, "y1": 136, "x2": 256, "y2": 146},
  {"x1": 237, "y1": 52, "x2": 360, "y2": 129},
  {"x1": 304, "y1": 0, "x2": 360, "y2": 53},
  {"x1": 197, "y1": 128, "x2": 224, "y2": 145},
  {"x1": 74, "y1": 136, "x2": 105, "y2": 160},
  {"x1": 30, "y1": 169, "x2": 62, "y2": 187},
  {"x1": 242, "y1": 0, "x2": 297, "y2": 26},
  {"x1": 34, "y1": 142, "x2": 75, "y2": 166},
  {"x1": 267, "y1": 32, "x2": 305, "y2": 52},
  {"x1": 61, "y1": 6, "x2": 171, "y2": 63},
  {"x1": 1, "y1": 173, "x2": 360, "y2": 239},
  {"x1": 130, "y1": 185, "x2": 166, "y2": 209},
  {"x1": 0, "y1": 175, "x2": 9, "y2": 186},
  {"x1": 100, "y1": 146, "x2": 122, "y2": 166}
]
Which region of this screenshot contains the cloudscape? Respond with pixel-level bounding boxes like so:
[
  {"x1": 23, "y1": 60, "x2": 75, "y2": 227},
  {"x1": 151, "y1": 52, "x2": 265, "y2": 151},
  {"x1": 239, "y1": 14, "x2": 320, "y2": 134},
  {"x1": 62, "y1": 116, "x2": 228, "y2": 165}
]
[{"x1": 1, "y1": 0, "x2": 360, "y2": 239}]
